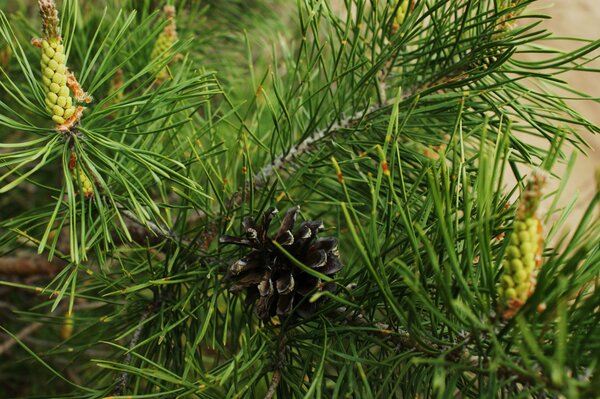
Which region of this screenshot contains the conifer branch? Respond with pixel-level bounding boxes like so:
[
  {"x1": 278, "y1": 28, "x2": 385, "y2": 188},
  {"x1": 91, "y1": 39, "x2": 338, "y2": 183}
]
[
  {"x1": 224, "y1": 56, "x2": 475, "y2": 216},
  {"x1": 264, "y1": 334, "x2": 287, "y2": 399},
  {"x1": 0, "y1": 322, "x2": 43, "y2": 356},
  {"x1": 112, "y1": 304, "x2": 153, "y2": 396},
  {"x1": 253, "y1": 103, "x2": 385, "y2": 189},
  {"x1": 117, "y1": 204, "x2": 191, "y2": 247},
  {"x1": 117, "y1": 54, "x2": 476, "y2": 246},
  {"x1": 0, "y1": 255, "x2": 63, "y2": 276},
  {"x1": 332, "y1": 308, "x2": 560, "y2": 392}
]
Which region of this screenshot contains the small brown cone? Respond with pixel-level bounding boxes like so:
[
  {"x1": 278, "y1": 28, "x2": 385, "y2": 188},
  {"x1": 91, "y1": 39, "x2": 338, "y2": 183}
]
[{"x1": 220, "y1": 207, "x2": 343, "y2": 321}]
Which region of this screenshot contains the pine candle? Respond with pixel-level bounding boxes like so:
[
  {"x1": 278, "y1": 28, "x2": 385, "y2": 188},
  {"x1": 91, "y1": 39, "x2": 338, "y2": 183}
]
[
  {"x1": 35, "y1": 0, "x2": 78, "y2": 126},
  {"x1": 40, "y1": 38, "x2": 76, "y2": 125},
  {"x1": 151, "y1": 5, "x2": 178, "y2": 79},
  {"x1": 500, "y1": 170, "x2": 546, "y2": 319},
  {"x1": 68, "y1": 151, "x2": 94, "y2": 198},
  {"x1": 391, "y1": 0, "x2": 411, "y2": 33}
]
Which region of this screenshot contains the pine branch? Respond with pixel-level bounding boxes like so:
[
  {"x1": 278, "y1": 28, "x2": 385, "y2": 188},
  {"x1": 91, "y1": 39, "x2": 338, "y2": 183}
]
[
  {"x1": 264, "y1": 334, "x2": 287, "y2": 399},
  {"x1": 253, "y1": 103, "x2": 384, "y2": 190},
  {"x1": 264, "y1": 369, "x2": 281, "y2": 399},
  {"x1": 119, "y1": 206, "x2": 180, "y2": 244},
  {"x1": 110, "y1": 48, "x2": 475, "y2": 247},
  {"x1": 0, "y1": 322, "x2": 43, "y2": 356},
  {"x1": 210, "y1": 55, "x2": 474, "y2": 223},
  {"x1": 112, "y1": 304, "x2": 153, "y2": 396},
  {"x1": 0, "y1": 255, "x2": 63, "y2": 276},
  {"x1": 331, "y1": 308, "x2": 562, "y2": 392}
]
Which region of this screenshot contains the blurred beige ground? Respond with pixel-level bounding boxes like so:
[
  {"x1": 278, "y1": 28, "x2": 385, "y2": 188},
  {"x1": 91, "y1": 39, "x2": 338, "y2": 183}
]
[{"x1": 523, "y1": 1, "x2": 600, "y2": 228}]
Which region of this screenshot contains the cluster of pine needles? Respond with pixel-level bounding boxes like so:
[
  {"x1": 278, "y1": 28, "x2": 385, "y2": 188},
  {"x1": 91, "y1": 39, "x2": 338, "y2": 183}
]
[{"x1": 0, "y1": 0, "x2": 599, "y2": 397}]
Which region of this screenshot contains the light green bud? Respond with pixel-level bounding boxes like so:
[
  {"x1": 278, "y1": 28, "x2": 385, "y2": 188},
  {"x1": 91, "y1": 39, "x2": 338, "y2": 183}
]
[
  {"x1": 57, "y1": 96, "x2": 67, "y2": 107},
  {"x1": 44, "y1": 67, "x2": 54, "y2": 79},
  {"x1": 514, "y1": 269, "x2": 528, "y2": 284},
  {"x1": 52, "y1": 115, "x2": 65, "y2": 124},
  {"x1": 54, "y1": 52, "x2": 65, "y2": 64},
  {"x1": 49, "y1": 82, "x2": 60, "y2": 93},
  {"x1": 507, "y1": 246, "x2": 521, "y2": 259},
  {"x1": 524, "y1": 260, "x2": 535, "y2": 272},
  {"x1": 510, "y1": 259, "x2": 524, "y2": 272},
  {"x1": 58, "y1": 86, "x2": 69, "y2": 97},
  {"x1": 518, "y1": 231, "x2": 530, "y2": 243},
  {"x1": 44, "y1": 46, "x2": 55, "y2": 58},
  {"x1": 510, "y1": 234, "x2": 520, "y2": 245},
  {"x1": 516, "y1": 283, "x2": 529, "y2": 299},
  {"x1": 520, "y1": 242, "x2": 533, "y2": 256},
  {"x1": 51, "y1": 72, "x2": 63, "y2": 84},
  {"x1": 501, "y1": 275, "x2": 514, "y2": 288},
  {"x1": 53, "y1": 105, "x2": 64, "y2": 116},
  {"x1": 47, "y1": 92, "x2": 58, "y2": 104},
  {"x1": 64, "y1": 107, "x2": 75, "y2": 119},
  {"x1": 505, "y1": 288, "x2": 517, "y2": 299}
]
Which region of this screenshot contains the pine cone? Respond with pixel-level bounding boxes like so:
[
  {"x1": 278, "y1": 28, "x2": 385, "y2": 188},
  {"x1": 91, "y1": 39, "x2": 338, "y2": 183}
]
[{"x1": 220, "y1": 206, "x2": 343, "y2": 321}]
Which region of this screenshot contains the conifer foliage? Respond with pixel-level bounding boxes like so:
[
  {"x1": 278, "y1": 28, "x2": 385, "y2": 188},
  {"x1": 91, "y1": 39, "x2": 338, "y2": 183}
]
[{"x1": 0, "y1": 0, "x2": 599, "y2": 397}]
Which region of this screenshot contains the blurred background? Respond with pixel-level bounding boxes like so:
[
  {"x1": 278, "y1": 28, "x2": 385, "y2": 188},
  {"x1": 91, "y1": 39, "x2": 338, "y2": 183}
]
[{"x1": 521, "y1": 0, "x2": 599, "y2": 228}]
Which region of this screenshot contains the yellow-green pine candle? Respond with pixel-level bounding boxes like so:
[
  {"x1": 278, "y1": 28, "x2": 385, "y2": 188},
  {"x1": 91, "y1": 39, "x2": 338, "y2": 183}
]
[
  {"x1": 38, "y1": 0, "x2": 76, "y2": 125},
  {"x1": 109, "y1": 69, "x2": 124, "y2": 103},
  {"x1": 60, "y1": 312, "x2": 74, "y2": 340},
  {"x1": 500, "y1": 171, "x2": 546, "y2": 319},
  {"x1": 151, "y1": 5, "x2": 178, "y2": 79},
  {"x1": 68, "y1": 152, "x2": 94, "y2": 198},
  {"x1": 0, "y1": 45, "x2": 11, "y2": 71},
  {"x1": 72, "y1": 167, "x2": 94, "y2": 198},
  {"x1": 392, "y1": 0, "x2": 410, "y2": 33}
]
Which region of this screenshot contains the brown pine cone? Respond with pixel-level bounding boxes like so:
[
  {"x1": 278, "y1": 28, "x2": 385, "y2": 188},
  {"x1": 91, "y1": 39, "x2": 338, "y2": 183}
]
[{"x1": 220, "y1": 206, "x2": 343, "y2": 320}]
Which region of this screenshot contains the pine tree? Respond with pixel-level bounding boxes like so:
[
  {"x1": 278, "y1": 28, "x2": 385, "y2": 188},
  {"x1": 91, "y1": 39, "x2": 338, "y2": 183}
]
[{"x1": 1, "y1": 0, "x2": 599, "y2": 397}]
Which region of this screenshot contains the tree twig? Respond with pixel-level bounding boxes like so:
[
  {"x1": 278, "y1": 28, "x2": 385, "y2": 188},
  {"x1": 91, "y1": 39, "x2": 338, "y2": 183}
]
[
  {"x1": 331, "y1": 308, "x2": 558, "y2": 391},
  {"x1": 264, "y1": 369, "x2": 282, "y2": 399},
  {"x1": 264, "y1": 335, "x2": 287, "y2": 399},
  {"x1": 116, "y1": 54, "x2": 475, "y2": 247},
  {"x1": 112, "y1": 304, "x2": 153, "y2": 396},
  {"x1": 0, "y1": 255, "x2": 63, "y2": 276},
  {"x1": 0, "y1": 322, "x2": 43, "y2": 356}
]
